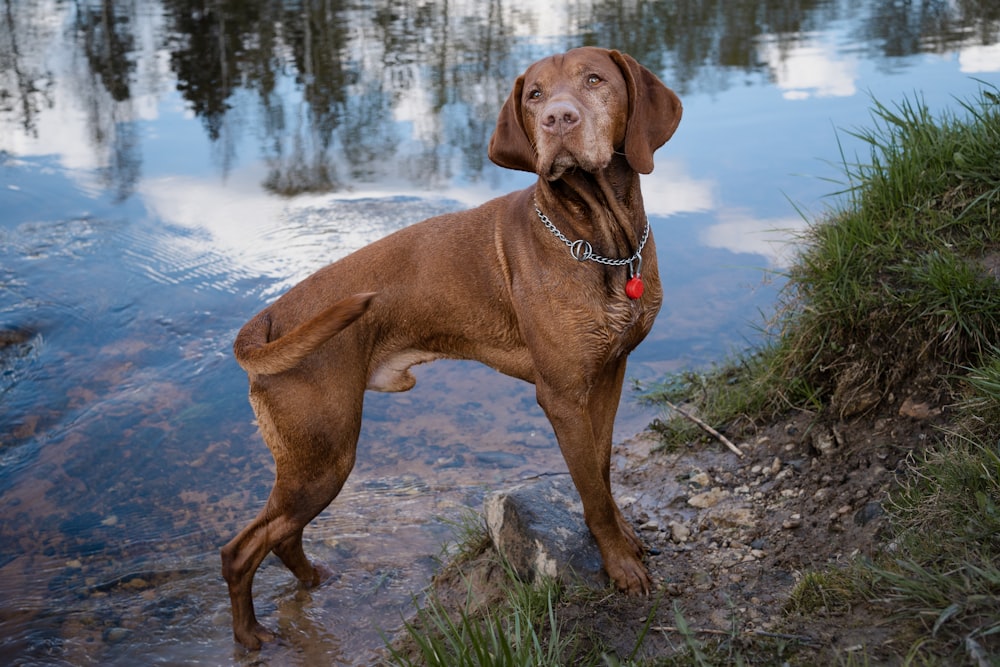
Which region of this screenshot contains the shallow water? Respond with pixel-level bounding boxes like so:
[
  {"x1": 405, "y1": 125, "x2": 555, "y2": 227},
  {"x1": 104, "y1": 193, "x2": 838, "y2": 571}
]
[{"x1": 1, "y1": 1, "x2": 998, "y2": 664}]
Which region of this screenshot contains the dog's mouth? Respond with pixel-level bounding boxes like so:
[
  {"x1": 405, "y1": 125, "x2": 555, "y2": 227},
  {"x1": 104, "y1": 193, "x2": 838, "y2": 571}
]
[
  {"x1": 544, "y1": 153, "x2": 578, "y2": 180},
  {"x1": 541, "y1": 147, "x2": 611, "y2": 181}
]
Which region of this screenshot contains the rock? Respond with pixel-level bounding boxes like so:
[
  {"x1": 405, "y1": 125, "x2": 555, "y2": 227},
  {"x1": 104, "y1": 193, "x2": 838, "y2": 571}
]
[
  {"x1": 688, "y1": 488, "x2": 728, "y2": 509},
  {"x1": 812, "y1": 428, "x2": 837, "y2": 456},
  {"x1": 710, "y1": 506, "x2": 755, "y2": 528},
  {"x1": 669, "y1": 521, "x2": 691, "y2": 543},
  {"x1": 690, "y1": 471, "x2": 712, "y2": 487},
  {"x1": 898, "y1": 396, "x2": 941, "y2": 420},
  {"x1": 104, "y1": 627, "x2": 129, "y2": 643},
  {"x1": 854, "y1": 501, "x2": 884, "y2": 526},
  {"x1": 484, "y1": 476, "x2": 605, "y2": 588}
]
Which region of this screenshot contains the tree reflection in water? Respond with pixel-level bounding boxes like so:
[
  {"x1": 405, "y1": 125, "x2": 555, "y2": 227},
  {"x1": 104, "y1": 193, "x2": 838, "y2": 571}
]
[{"x1": 2, "y1": 0, "x2": 997, "y2": 199}]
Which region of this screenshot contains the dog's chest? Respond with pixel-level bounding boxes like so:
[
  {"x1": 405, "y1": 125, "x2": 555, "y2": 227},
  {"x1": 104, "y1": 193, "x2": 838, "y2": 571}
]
[{"x1": 596, "y1": 292, "x2": 659, "y2": 358}]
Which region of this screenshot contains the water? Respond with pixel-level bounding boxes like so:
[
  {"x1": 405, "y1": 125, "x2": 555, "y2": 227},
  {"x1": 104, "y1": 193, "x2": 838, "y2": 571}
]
[{"x1": 1, "y1": 1, "x2": 997, "y2": 664}]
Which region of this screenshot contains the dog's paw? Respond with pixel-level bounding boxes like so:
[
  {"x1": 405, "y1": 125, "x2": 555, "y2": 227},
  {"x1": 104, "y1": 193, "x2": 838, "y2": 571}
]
[
  {"x1": 235, "y1": 621, "x2": 277, "y2": 651},
  {"x1": 305, "y1": 561, "x2": 335, "y2": 588},
  {"x1": 609, "y1": 555, "x2": 652, "y2": 596}
]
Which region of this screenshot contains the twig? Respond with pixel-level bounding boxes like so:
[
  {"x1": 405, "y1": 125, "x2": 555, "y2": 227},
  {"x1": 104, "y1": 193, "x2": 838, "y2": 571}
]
[
  {"x1": 663, "y1": 399, "x2": 744, "y2": 458},
  {"x1": 653, "y1": 625, "x2": 730, "y2": 636},
  {"x1": 653, "y1": 626, "x2": 818, "y2": 645}
]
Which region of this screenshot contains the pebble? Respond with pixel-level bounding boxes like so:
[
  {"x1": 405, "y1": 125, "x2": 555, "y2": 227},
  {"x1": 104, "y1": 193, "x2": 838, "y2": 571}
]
[
  {"x1": 813, "y1": 429, "x2": 836, "y2": 455},
  {"x1": 689, "y1": 471, "x2": 711, "y2": 487},
  {"x1": 688, "y1": 488, "x2": 728, "y2": 509},
  {"x1": 713, "y1": 507, "x2": 755, "y2": 527},
  {"x1": 124, "y1": 577, "x2": 149, "y2": 590},
  {"x1": 782, "y1": 513, "x2": 802, "y2": 529},
  {"x1": 105, "y1": 627, "x2": 129, "y2": 643},
  {"x1": 898, "y1": 396, "x2": 941, "y2": 419},
  {"x1": 669, "y1": 521, "x2": 691, "y2": 543},
  {"x1": 854, "y1": 501, "x2": 884, "y2": 526}
]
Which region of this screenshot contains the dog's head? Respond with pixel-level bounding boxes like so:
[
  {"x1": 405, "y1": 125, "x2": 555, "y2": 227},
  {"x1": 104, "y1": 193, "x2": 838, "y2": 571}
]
[{"x1": 488, "y1": 47, "x2": 682, "y2": 179}]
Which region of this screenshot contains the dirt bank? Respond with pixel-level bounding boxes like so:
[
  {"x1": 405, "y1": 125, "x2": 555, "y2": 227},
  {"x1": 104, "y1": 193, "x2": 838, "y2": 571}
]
[{"x1": 407, "y1": 385, "x2": 950, "y2": 664}]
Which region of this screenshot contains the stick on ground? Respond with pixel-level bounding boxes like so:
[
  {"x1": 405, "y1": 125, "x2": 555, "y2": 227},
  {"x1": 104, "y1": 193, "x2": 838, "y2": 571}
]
[{"x1": 663, "y1": 399, "x2": 744, "y2": 458}]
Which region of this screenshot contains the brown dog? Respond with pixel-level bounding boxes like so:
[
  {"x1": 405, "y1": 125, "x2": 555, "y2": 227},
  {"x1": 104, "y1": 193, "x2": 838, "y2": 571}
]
[{"x1": 221, "y1": 46, "x2": 682, "y2": 648}]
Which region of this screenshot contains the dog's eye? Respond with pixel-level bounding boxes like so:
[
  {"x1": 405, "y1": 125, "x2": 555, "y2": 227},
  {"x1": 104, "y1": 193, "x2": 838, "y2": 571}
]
[
  {"x1": 587, "y1": 74, "x2": 602, "y2": 86},
  {"x1": 528, "y1": 89, "x2": 542, "y2": 100}
]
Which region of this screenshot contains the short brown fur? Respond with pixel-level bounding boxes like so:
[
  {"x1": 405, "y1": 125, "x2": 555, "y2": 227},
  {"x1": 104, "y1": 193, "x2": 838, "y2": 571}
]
[{"x1": 221, "y1": 47, "x2": 682, "y2": 649}]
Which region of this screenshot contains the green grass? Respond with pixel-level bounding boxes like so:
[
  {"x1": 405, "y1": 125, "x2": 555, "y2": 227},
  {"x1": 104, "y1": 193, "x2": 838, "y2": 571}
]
[
  {"x1": 387, "y1": 575, "x2": 569, "y2": 667},
  {"x1": 773, "y1": 85, "x2": 1000, "y2": 418},
  {"x1": 645, "y1": 83, "x2": 1000, "y2": 433},
  {"x1": 386, "y1": 514, "x2": 581, "y2": 667}
]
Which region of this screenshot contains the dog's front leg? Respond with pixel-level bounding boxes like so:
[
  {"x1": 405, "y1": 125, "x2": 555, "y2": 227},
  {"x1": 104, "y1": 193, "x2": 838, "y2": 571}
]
[
  {"x1": 536, "y1": 382, "x2": 652, "y2": 594},
  {"x1": 587, "y1": 359, "x2": 646, "y2": 557}
]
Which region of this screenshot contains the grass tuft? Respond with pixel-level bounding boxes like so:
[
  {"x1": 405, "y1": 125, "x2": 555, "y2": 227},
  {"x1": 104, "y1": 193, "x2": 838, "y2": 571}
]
[
  {"x1": 388, "y1": 580, "x2": 568, "y2": 667},
  {"x1": 772, "y1": 84, "x2": 1000, "y2": 418},
  {"x1": 387, "y1": 536, "x2": 572, "y2": 667},
  {"x1": 645, "y1": 83, "x2": 1000, "y2": 438}
]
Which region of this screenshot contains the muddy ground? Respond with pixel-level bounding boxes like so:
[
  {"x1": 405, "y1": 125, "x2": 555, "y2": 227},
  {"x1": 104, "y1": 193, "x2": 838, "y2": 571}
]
[{"x1": 400, "y1": 383, "x2": 952, "y2": 664}]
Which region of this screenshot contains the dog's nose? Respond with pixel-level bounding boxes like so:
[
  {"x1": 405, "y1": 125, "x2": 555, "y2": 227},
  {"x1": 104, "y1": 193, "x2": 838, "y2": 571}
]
[{"x1": 541, "y1": 102, "x2": 580, "y2": 134}]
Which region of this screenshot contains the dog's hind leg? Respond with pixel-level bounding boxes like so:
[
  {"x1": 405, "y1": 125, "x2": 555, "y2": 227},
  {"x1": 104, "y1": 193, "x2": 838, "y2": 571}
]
[
  {"x1": 273, "y1": 528, "x2": 331, "y2": 587},
  {"x1": 222, "y1": 398, "x2": 362, "y2": 649},
  {"x1": 221, "y1": 466, "x2": 355, "y2": 648}
]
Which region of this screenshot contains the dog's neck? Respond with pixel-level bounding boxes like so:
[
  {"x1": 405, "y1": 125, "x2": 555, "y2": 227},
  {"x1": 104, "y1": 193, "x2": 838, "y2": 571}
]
[{"x1": 534, "y1": 160, "x2": 645, "y2": 258}]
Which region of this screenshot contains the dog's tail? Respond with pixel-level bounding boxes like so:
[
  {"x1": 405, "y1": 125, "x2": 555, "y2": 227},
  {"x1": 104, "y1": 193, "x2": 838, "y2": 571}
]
[{"x1": 233, "y1": 292, "x2": 377, "y2": 375}]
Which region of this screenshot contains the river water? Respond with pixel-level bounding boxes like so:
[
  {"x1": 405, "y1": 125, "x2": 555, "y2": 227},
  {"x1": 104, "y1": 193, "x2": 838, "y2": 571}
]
[{"x1": 1, "y1": 1, "x2": 997, "y2": 664}]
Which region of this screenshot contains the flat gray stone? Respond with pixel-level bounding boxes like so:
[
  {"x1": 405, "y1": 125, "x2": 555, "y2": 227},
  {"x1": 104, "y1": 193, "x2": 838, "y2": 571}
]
[{"x1": 484, "y1": 475, "x2": 606, "y2": 588}]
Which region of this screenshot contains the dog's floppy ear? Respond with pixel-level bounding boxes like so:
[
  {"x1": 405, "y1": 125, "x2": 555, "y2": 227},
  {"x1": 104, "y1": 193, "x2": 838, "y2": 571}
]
[
  {"x1": 610, "y1": 50, "x2": 682, "y2": 175},
  {"x1": 488, "y1": 75, "x2": 537, "y2": 173}
]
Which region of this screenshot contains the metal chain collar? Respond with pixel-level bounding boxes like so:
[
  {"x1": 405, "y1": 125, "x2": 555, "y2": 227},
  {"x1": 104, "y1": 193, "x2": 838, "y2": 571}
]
[{"x1": 533, "y1": 199, "x2": 649, "y2": 277}]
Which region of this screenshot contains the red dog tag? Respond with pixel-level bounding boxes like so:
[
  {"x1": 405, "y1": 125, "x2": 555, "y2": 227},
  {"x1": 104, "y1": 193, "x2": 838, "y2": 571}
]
[{"x1": 625, "y1": 275, "x2": 644, "y2": 300}]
